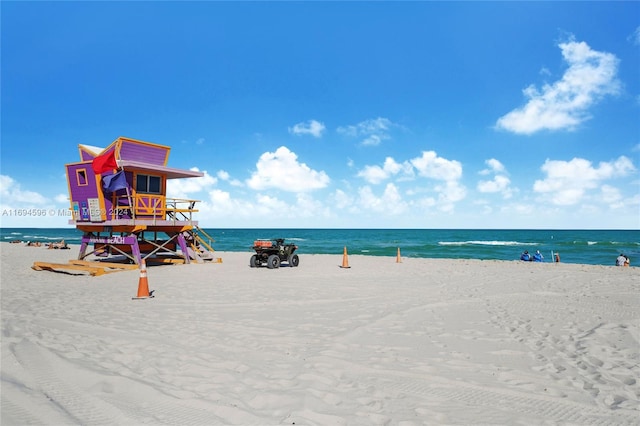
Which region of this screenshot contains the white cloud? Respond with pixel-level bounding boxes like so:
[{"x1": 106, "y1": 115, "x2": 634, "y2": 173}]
[
  {"x1": 54, "y1": 193, "x2": 69, "y2": 203},
  {"x1": 478, "y1": 175, "x2": 511, "y2": 195},
  {"x1": 0, "y1": 175, "x2": 49, "y2": 205},
  {"x1": 409, "y1": 151, "x2": 466, "y2": 211},
  {"x1": 295, "y1": 193, "x2": 329, "y2": 218},
  {"x1": 496, "y1": 37, "x2": 620, "y2": 134},
  {"x1": 435, "y1": 180, "x2": 467, "y2": 210},
  {"x1": 166, "y1": 167, "x2": 217, "y2": 197},
  {"x1": 0, "y1": 175, "x2": 71, "y2": 227},
  {"x1": 480, "y1": 158, "x2": 506, "y2": 175},
  {"x1": 216, "y1": 170, "x2": 243, "y2": 187},
  {"x1": 246, "y1": 146, "x2": 330, "y2": 192},
  {"x1": 477, "y1": 158, "x2": 513, "y2": 198},
  {"x1": 357, "y1": 183, "x2": 408, "y2": 215},
  {"x1": 197, "y1": 189, "x2": 255, "y2": 221},
  {"x1": 337, "y1": 117, "x2": 394, "y2": 146},
  {"x1": 362, "y1": 134, "x2": 383, "y2": 146},
  {"x1": 288, "y1": 119, "x2": 326, "y2": 138},
  {"x1": 410, "y1": 151, "x2": 462, "y2": 181},
  {"x1": 357, "y1": 151, "x2": 466, "y2": 211},
  {"x1": 357, "y1": 157, "x2": 413, "y2": 184},
  {"x1": 600, "y1": 184, "x2": 623, "y2": 205},
  {"x1": 629, "y1": 26, "x2": 640, "y2": 46},
  {"x1": 255, "y1": 194, "x2": 289, "y2": 213},
  {"x1": 332, "y1": 189, "x2": 354, "y2": 210},
  {"x1": 533, "y1": 156, "x2": 635, "y2": 205},
  {"x1": 199, "y1": 189, "x2": 287, "y2": 222},
  {"x1": 196, "y1": 188, "x2": 332, "y2": 225},
  {"x1": 355, "y1": 151, "x2": 467, "y2": 213}
]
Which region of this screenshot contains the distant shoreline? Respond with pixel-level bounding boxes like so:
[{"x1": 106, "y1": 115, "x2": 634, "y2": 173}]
[
  {"x1": 3, "y1": 241, "x2": 634, "y2": 269},
  {"x1": 1, "y1": 226, "x2": 639, "y2": 231}
]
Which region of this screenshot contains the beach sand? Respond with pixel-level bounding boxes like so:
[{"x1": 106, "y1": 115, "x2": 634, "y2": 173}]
[{"x1": 1, "y1": 243, "x2": 638, "y2": 425}]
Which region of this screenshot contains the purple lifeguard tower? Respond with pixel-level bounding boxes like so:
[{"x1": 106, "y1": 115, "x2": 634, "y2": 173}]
[{"x1": 65, "y1": 136, "x2": 216, "y2": 265}]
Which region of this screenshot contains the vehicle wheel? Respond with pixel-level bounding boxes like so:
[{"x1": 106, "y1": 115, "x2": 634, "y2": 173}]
[
  {"x1": 288, "y1": 254, "x2": 299, "y2": 267},
  {"x1": 250, "y1": 254, "x2": 259, "y2": 267},
  {"x1": 267, "y1": 254, "x2": 280, "y2": 269}
]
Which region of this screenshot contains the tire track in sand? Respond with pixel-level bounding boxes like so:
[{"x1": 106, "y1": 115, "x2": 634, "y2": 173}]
[
  {"x1": 380, "y1": 377, "x2": 638, "y2": 425},
  {"x1": 12, "y1": 339, "x2": 124, "y2": 425},
  {"x1": 12, "y1": 339, "x2": 263, "y2": 425}
]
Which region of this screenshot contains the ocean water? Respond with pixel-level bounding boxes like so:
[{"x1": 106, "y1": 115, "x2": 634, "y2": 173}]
[{"x1": 1, "y1": 227, "x2": 638, "y2": 266}]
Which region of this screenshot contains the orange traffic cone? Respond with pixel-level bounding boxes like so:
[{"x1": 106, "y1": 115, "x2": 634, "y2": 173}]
[
  {"x1": 133, "y1": 260, "x2": 154, "y2": 299},
  {"x1": 396, "y1": 247, "x2": 402, "y2": 263},
  {"x1": 340, "y1": 246, "x2": 351, "y2": 268}
]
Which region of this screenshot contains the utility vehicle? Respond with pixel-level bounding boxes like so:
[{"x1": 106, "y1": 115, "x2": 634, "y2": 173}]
[{"x1": 250, "y1": 238, "x2": 299, "y2": 268}]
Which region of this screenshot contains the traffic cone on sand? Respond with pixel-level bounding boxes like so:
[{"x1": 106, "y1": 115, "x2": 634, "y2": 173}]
[
  {"x1": 132, "y1": 260, "x2": 154, "y2": 300},
  {"x1": 396, "y1": 247, "x2": 402, "y2": 263},
  {"x1": 340, "y1": 246, "x2": 351, "y2": 269}
]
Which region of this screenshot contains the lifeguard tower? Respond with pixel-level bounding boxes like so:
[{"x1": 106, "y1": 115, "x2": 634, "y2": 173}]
[{"x1": 65, "y1": 136, "x2": 216, "y2": 265}]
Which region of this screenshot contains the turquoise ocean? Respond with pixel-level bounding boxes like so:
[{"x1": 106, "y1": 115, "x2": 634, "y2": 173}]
[{"x1": 1, "y1": 228, "x2": 638, "y2": 266}]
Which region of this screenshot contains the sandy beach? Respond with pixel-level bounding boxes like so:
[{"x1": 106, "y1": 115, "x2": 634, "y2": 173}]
[{"x1": 1, "y1": 243, "x2": 638, "y2": 425}]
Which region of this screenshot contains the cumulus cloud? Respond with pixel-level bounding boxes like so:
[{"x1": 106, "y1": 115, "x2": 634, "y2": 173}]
[
  {"x1": 54, "y1": 193, "x2": 69, "y2": 203},
  {"x1": 332, "y1": 189, "x2": 354, "y2": 210},
  {"x1": 166, "y1": 167, "x2": 217, "y2": 197},
  {"x1": 533, "y1": 156, "x2": 635, "y2": 205},
  {"x1": 202, "y1": 190, "x2": 288, "y2": 221},
  {"x1": 358, "y1": 151, "x2": 462, "y2": 186},
  {"x1": 357, "y1": 157, "x2": 413, "y2": 184},
  {"x1": 295, "y1": 193, "x2": 330, "y2": 218},
  {"x1": 246, "y1": 146, "x2": 330, "y2": 192},
  {"x1": 337, "y1": 117, "x2": 394, "y2": 146},
  {"x1": 496, "y1": 37, "x2": 620, "y2": 134},
  {"x1": 356, "y1": 151, "x2": 466, "y2": 212},
  {"x1": 480, "y1": 158, "x2": 506, "y2": 175},
  {"x1": 0, "y1": 175, "x2": 49, "y2": 205},
  {"x1": 477, "y1": 159, "x2": 513, "y2": 198},
  {"x1": 0, "y1": 175, "x2": 70, "y2": 227},
  {"x1": 198, "y1": 189, "x2": 255, "y2": 221},
  {"x1": 629, "y1": 26, "x2": 640, "y2": 46},
  {"x1": 357, "y1": 183, "x2": 408, "y2": 215},
  {"x1": 255, "y1": 194, "x2": 289, "y2": 213},
  {"x1": 434, "y1": 180, "x2": 466, "y2": 205},
  {"x1": 410, "y1": 151, "x2": 463, "y2": 182},
  {"x1": 478, "y1": 175, "x2": 511, "y2": 195},
  {"x1": 600, "y1": 184, "x2": 623, "y2": 206},
  {"x1": 217, "y1": 170, "x2": 243, "y2": 187},
  {"x1": 196, "y1": 188, "x2": 332, "y2": 225},
  {"x1": 409, "y1": 151, "x2": 467, "y2": 211},
  {"x1": 288, "y1": 119, "x2": 326, "y2": 138}
]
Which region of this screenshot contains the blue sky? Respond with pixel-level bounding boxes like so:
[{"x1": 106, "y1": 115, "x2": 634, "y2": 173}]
[{"x1": 1, "y1": 1, "x2": 639, "y2": 229}]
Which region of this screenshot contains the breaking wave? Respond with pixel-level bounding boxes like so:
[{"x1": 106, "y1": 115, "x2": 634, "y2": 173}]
[{"x1": 438, "y1": 240, "x2": 534, "y2": 247}]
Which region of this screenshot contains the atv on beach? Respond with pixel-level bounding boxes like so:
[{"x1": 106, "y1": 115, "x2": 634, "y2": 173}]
[{"x1": 250, "y1": 238, "x2": 299, "y2": 268}]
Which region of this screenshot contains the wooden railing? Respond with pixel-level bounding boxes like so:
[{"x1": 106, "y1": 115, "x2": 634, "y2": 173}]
[
  {"x1": 110, "y1": 195, "x2": 199, "y2": 224},
  {"x1": 136, "y1": 194, "x2": 165, "y2": 217},
  {"x1": 165, "y1": 198, "x2": 199, "y2": 223}
]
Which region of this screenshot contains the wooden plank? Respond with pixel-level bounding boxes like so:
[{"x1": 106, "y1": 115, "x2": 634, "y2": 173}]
[
  {"x1": 146, "y1": 257, "x2": 186, "y2": 265},
  {"x1": 166, "y1": 208, "x2": 199, "y2": 213},
  {"x1": 76, "y1": 225, "x2": 148, "y2": 233},
  {"x1": 32, "y1": 262, "x2": 105, "y2": 276},
  {"x1": 69, "y1": 260, "x2": 139, "y2": 270}
]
